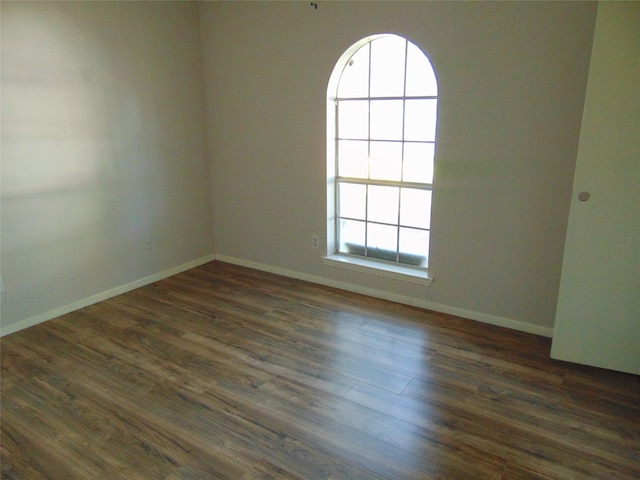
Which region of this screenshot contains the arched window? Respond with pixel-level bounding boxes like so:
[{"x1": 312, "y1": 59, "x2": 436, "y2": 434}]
[{"x1": 326, "y1": 34, "x2": 438, "y2": 277}]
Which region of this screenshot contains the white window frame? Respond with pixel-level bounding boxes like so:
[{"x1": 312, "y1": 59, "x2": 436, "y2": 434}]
[{"x1": 324, "y1": 34, "x2": 436, "y2": 285}]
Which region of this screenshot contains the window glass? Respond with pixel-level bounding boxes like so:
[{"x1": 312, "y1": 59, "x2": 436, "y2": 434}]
[
  {"x1": 370, "y1": 100, "x2": 403, "y2": 140},
  {"x1": 339, "y1": 183, "x2": 366, "y2": 220},
  {"x1": 370, "y1": 141, "x2": 402, "y2": 181},
  {"x1": 338, "y1": 44, "x2": 370, "y2": 98},
  {"x1": 403, "y1": 143, "x2": 434, "y2": 184},
  {"x1": 405, "y1": 43, "x2": 437, "y2": 96},
  {"x1": 400, "y1": 188, "x2": 432, "y2": 229},
  {"x1": 338, "y1": 140, "x2": 369, "y2": 178},
  {"x1": 338, "y1": 100, "x2": 369, "y2": 139},
  {"x1": 367, "y1": 185, "x2": 399, "y2": 224},
  {"x1": 368, "y1": 223, "x2": 398, "y2": 255},
  {"x1": 404, "y1": 99, "x2": 437, "y2": 141},
  {"x1": 370, "y1": 36, "x2": 406, "y2": 97},
  {"x1": 399, "y1": 228, "x2": 429, "y2": 267},
  {"x1": 339, "y1": 219, "x2": 365, "y2": 253}
]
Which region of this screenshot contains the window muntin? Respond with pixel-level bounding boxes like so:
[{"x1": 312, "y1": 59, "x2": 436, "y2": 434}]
[{"x1": 333, "y1": 34, "x2": 437, "y2": 268}]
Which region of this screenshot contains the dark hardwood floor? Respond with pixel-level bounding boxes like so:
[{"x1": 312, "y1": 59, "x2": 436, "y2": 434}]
[{"x1": 1, "y1": 261, "x2": 639, "y2": 479}]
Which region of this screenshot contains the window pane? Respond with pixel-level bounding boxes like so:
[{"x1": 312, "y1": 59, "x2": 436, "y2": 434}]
[
  {"x1": 339, "y1": 219, "x2": 366, "y2": 254},
  {"x1": 339, "y1": 183, "x2": 366, "y2": 220},
  {"x1": 404, "y1": 99, "x2": 437, "y2": 141},
  {"x1": 337, "y1": 44, "x2": 370, "y2": 98},
  {"x1": 370, "y1": 141, "x2": 401, "y2": 181},
  {"x1": 400, "y1": 188, "x2": 431, "y2": 229},
  {"x1": 399, "y1": 228, "x2": 429, "y2": 267},
  {"x1": 339, "y1": 100, "x2": 368, "y2": 139},
  {"x1": 338, "y1": 140, "x2": 368, "y2": 178},
  {"x1": 370, "y1": 100, "x2": 403, "y2": 140},
  {"x1": 367, "y1": 223, "x2": 398, "y2": 261},
  {"x1": 370, "y1": 36, "x2": 406, "y2": 98},
  {"x1": 403, "y1": 142, "x2": 434, "y2": 184},
  {"x1": 368, "y1": 185, "x2": 399, "y2": 224},
  {"x1": 405, "y1": 42, "x2": 437, "y2": 97}
]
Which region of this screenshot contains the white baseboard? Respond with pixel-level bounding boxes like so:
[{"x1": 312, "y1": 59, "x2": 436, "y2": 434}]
[
  {"x1": 2, "y1": 253, "x2": 553, "y2": 339},
  {"x1": 216, "y1": 254, "x2": 554, "y2": 338},
  {"x1": 0, "y1": 254, "x2": 217, "y2": 337}
]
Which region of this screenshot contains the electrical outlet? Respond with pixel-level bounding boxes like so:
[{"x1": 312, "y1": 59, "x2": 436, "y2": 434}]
[{"x1": 311, "y1": 235, "x2": 320, "y2": 249}]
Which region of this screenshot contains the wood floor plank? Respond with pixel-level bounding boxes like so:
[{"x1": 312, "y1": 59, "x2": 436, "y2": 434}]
[
  {"x1": 2, "y1": 261, "x2": 639, "y2": 479},
  {"x1": 239, "y1": 459, "x2": 304, "y2": 480},
  {"x1": 254, "y1": 375, "x2": 506, "y2": 479}
]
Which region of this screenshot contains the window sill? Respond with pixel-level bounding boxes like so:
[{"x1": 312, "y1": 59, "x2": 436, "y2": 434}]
[{"x1": 322, "y1": 254, "x2": 433, "y2": 286}]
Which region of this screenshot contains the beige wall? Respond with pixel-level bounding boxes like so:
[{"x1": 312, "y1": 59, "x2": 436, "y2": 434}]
[
  {"x1": 1, "y1": 1, "x2": 214, "y2": 332},
  {"x1": 200, "y1": 1, "x2": 596, "y2": 333},
  {"x1": 1, "y1": 1, "x2": 599, "y2": 337}
]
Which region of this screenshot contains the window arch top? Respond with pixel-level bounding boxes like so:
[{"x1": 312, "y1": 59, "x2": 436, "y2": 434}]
[{"x1": 336, "y1": 34, "x2": 437, "y2": 99}]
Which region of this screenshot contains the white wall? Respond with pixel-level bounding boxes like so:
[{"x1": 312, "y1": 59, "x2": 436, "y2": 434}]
[
  {"x1": 1, "y1": 1, "x2": 215, "y2": 333},
  {"x1": 551, "y1": 1, "x2": 640, "y2": 374},
  {"x1": 199, "y1": 1, "x2": 596, "y2": 334}
]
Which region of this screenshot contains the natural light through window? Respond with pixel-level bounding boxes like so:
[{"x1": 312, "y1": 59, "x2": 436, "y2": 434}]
[{"x1": 327, "y1": 34, "x2": 438, "y2": 276}]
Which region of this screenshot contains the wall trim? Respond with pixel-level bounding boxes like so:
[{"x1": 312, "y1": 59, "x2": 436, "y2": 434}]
[
  {"x1": 1, "y1": 252, "x2": 553, "y2": 339},
  {"x1": 216, "y1": 254, "x2": 554, "y2": 338},
  {"x1": 0, "y1": 254, "x2": 217, "y2": 337}
]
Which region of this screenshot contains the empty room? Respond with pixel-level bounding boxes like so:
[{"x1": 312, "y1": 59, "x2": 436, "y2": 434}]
[{"x1": 1, "y1": 1, "x2": 638, "y2": 479}]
